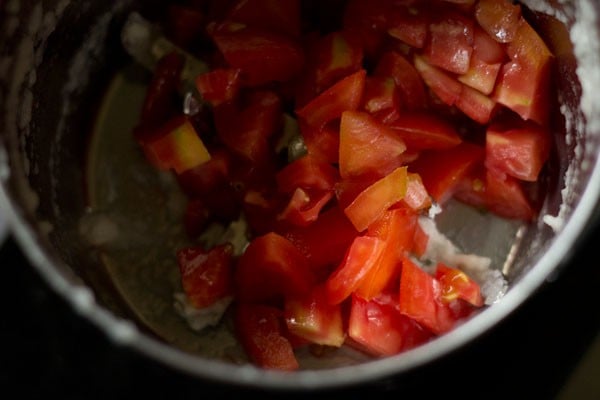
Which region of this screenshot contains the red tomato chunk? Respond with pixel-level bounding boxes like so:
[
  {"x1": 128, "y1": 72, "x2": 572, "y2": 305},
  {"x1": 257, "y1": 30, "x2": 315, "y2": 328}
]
[{"x1": 133, "y1": 0, "x2": 557, "y2": 371}]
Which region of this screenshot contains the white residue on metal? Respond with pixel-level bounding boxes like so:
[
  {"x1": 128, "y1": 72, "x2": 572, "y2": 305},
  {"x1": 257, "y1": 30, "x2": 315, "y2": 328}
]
[
  {"x1": 526, "y1": 0, "x2": 600, "y2": 235},
  {"x1": 121, "y1": 12, "x2": 209, "y2": 83},
  {"x1": 173, "y1": 292, "x2": 233, "y2": 332},
  {"x1": 50, "y1": 9, "x2": 121, "y2": 218},
  {"x1": 198, "y1": 215, "x2": 250, "y2": 257},
  {"x1": 418, "y1": 216, "x2": 507, "y2": 305},
  {"x1": 78, "y1": 211, "x2": 120, "y2": 246}
]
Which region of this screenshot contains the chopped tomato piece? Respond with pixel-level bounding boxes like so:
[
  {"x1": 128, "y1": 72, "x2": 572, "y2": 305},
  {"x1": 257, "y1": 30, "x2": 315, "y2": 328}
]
[
  {"x1": 412, "y1": 221, "x2": 430, "y2": 258},
  {"x1": 280, "y1": 205, "x2": 359, "y2": 275},
  {"x1": 183, "y1": 198, "x2": 211, "y2": 238},
  {"x1": 136, "y1": 51, "x2": 185, "y2": 132},
  {"x1": 344, "y1": 166, "x2": 408, "y2": 232},
  {"x1": 298, "y1": 121, "x2": 340, "y2": 165},
  {"x1": 400, "y1": 173, "x2": 433, "y2": 212},
  {"x1": 398, "y1": 257, "x2": 477, "y2": 335},
  {"x1": 387, "y1": 112, "x2": 462, "y2": 151},
  {"x1": 195, "y1": 68, "x2": 241, "y2": 106},
  {"x1": 356, "y1": 209, "x2": 417, "y2": 299},
  {"x1": 455, "y1": 83, "x2": 498, "y2": 124},
  {"x1": 483, "y1": 170, "x2": 535, "y2": 221},
  {"x1": 176, "y1": 148, "x2": 241, "y2": 221},
  {"x1": 374, "y1": 51, "x2": 428, "y2": 110},
  {"x1": 435, "y1": 263, "x2": 484, "y2": 307},
  {"x1": 398, "y1": 257, "x2": 439, "y2": 333},
  {"x1": 296, "y1": 69, "x2": 367, "y2": 129},
  {"x1": 492, "y1": 17, "x2": 553, "y2": 124},
  {"x1": 387, "y1": 5, "x2": 429, "y2": 49},
  {"x1": 234, "y1": 303, "x2": 299, "y2": 371},
  {"x1": 325, "y1": 235, "x2": 386, "y2": 305},
  {"x1": 458, "y1": 57, "x2": 502, "y2": 96},
  {"x1": 454, "y1": 166, "x2": 535, "y2": 221},
  {"x1": 208, "y1": 22, "x2": 305, "y2": 86},
  {"x1": 343, "y1": 0, "x2": 394, "y2": 57},
  {"x1": 277, "y1": 188, "x2": 334, "y2": 227},
  {"x1": 348, "y1": 293, "x2": 433, "y2": 357},
  {"x1": 339, "y1": 111, "x2": 407, "y2": 180},
  {"x1": 176, "y1": 243, "x2": 234, "y2": 308},
  {"x1": 213, "y1": 90, "x2": 282, "y2": 164},
  {"x1": 141, "y1": 115, "x2": 211, "y2": 174},
  {"x1": 475, "y1": 0, "x2": 522, "y2": 43},
  {"x1": 275, "y1": 154, "x2": 339, "y2": 194},
  {"x1": 485, "y1": 119, "x2": 551, "y2": 182},
  {"x1": 166, "y1": 4, "x2": 206, "y2": 48},
  {"x1": 234, "y1": 232, "x2": 316, "y2": 304},
  {"x1": 227, "y1": 0, "x2": 302, "y2": 38},
  {"x1": 414, "y1": 55, "x2": 462, "y2": 106},
  {"x1": 425, "y1": 11, "x2": 475, "y2": 75},
  {"x1": 284, "y1": 286, "x2": 345, "y2": 347},
  {"x1": 310, "y1": 30, "x2": 365, "y2": 95},
  {"x1": 409, "y1": 142, "x2": 484, "y2": 204},
  {"x1": 362, "y1": 76, "x2": 401, "y2": 122}
]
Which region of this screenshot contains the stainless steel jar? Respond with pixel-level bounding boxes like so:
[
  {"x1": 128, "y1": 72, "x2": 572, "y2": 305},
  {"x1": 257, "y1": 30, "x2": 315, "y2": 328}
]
[{"x1": 0, "y1": 0, "x2": 599, "y2": 389}]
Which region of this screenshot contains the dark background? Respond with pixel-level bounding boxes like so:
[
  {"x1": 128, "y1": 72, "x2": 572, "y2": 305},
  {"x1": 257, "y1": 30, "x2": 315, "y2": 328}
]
[{"x1": 0, "y1": 223, "x2": 598, "y2": 399}]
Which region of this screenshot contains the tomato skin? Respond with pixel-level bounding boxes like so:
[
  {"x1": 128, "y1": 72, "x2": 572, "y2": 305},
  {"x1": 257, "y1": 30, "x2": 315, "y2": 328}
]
[
  {"x1": 324, "y1": 235, "x2": 386, "y2": 305},
  {"x1": 401, "y1": 173, "x2": 433, "y2": 212},
  {"x1": 277, "y1": 188, "x2": 334, "y2": 227},
  {"x1": 136, "y1": 52, "x2": 185, "y2": 134},
  {"x1": 414, "y1": 55, "x2": 462, "y2": 106},
  {"x1": 213, "y1": 90, "x2": 282, "y2": 165},
  {"x1": 195, "y1": 68, "x2": 242, "y2": 107},
  {"x1": 296, "y1": 69, "x2": 367, "y2": 129},
  {"x1": 310, "y1": 30, "x2": 365, "y2": 95},
  {"x1": 356, "y1": 209, "x2": 417, "y2": 300},
  {"x1": 234, "y1": 232, "x2": 316, "y2": 304},
  {"x1": 234, "y1": 303, "x2": 299, "y2": 371},
  {"x1": 176, "y1": 148, "x2": 241, "y2": 222},
  {"x1": 362, "y1": 76, "x2": 401, "y2": 120},
  {"x1": 483, "y1": 170, "x2": 535, "y2": 221},
  {"x1": 227, "y1": 0, "x2": 302, "y2": 38},
  {"x1": 176, "y1": 243, "x2": 234, "y2": 309},
  {"x1": 374, "y1": 51, "x2": 428, "y2": 111},
  {"x1": 398, "y1": 257, "x2": 478, "y2": 335},
  {"x1": 425, "y1": 11, "x2": 475, "y2": 75},
  {"x1": 485, "y1": 120, "x2": 551, "y2": 182},
  {"x1": 458, "y1": 26, "x2": 505, "y2": 95},
  {"x1": 284, "y1": 286, "x2": 345, "y2": 347},
  {"x1": 387, "y1": 5, "x2": 429, "y2": 49},
  {"x1": 339, "y1": 111, "x2": 407, "y2": 181},
  {"x1": 475, "y1": 0, "x2": 522, "y2": 43},
  {"x1": 492, "y1": 17, "x2": 553, "y2": 125},
  {"x1": 276, "y1": 154, "x2": 339, "y2": 194},
  {"x1": 209, "y1": 22, "x2": 305, "y2": 86},
  {"x1": 348, "y1": 293, "x2": 433, "y2": 357},
  {"x1": 343, "y1": 0, "x2": 394, "y2": 57},
  {"x1": 279, "y1": 205, "x2": 359, "y2": 275},
  {"x1": 299, "y1": 121, "x2": 340, "y2": 165},
  {"x1": 398, "y1": 257, "x2": 439, "y2": 333},
  {"x1": 344, "y1": 166, "x2": 408, "y2": 232},
  {"x1": 454, "y1": 165, "x2": 535, "y2": 221},
  {"x1": 387, "y1": 113, "x2": 462, "y2": 151},
  {"x1": 456, "y1": 83, "x2": 498, "y2": 124},
  {"x1": 409, "y1": 142, "x2": 485, "y2": 204}
]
